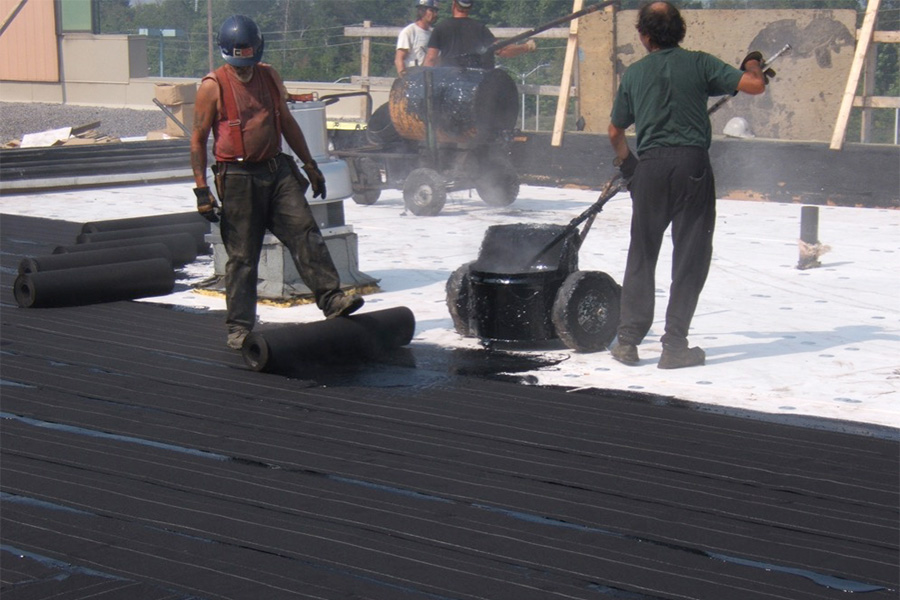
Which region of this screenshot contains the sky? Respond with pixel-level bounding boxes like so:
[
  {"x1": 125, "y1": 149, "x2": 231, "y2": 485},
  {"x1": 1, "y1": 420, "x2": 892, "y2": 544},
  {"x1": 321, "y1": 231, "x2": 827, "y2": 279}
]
[{"x1": 2, "y1": 180, "x2": 897, "y2": 438}]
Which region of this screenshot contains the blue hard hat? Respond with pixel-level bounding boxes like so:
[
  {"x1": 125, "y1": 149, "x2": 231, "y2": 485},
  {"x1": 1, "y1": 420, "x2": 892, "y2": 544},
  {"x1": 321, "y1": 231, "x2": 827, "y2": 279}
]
[{"x1": 218, "y1": 15, "x2": 264, "y2": 67}]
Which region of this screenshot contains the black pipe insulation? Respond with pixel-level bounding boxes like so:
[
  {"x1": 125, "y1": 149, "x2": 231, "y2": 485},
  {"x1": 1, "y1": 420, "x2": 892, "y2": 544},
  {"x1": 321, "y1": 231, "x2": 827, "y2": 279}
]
[
  {"x1": 52, "y1": 232, "x2": 198, "y2": 266},
  {"x1": 18, "y1": 242, "x2": 173, "y2": 274},
  {"x1": 75, "y1": 222, "x2": 210, "y2": 254},
  {"x1": 81, "y1": 212, "x2": 205, "y2": 234},
  {"x1": 242, "y1": 306, "x2": 416, "y2": 373},
  {"x1": 14, "y1": 257, "x2": 176, "y2": 308}
]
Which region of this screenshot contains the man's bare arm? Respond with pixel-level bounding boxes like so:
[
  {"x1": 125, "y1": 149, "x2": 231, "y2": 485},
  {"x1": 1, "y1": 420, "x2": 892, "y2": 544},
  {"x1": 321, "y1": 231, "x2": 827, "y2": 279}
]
[
  {"x1": 607, "y1": 123, "x2": 631, "y2": 162},
  {"x1": 190, "y1": 78, "x2": 218, "y2": 188},
  {"x1": 270, "y1": 70, "x2": 315, "y2": 164},
  {"x1": 423, "y1": 47, "x2": 439, "y2": 67},
  {"x1": 395, "y1": 48, "x2": 409, "y2": 76}
]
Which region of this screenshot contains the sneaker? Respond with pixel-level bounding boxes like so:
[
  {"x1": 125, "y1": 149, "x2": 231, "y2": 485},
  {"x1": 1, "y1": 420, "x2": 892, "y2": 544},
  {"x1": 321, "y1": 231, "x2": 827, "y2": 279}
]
[
  {"x1": 658, "y1": 346, "x2": 705, "y2": 370},
  {"x1": 324, "y1": 293, "x2": 364, "y2": 319},
  {"x1": 227, "y1": 328, "x2": 250, "y2": 350},
  {"x1": 610, "y1": 342, "x2": 639, "y2": 366}
]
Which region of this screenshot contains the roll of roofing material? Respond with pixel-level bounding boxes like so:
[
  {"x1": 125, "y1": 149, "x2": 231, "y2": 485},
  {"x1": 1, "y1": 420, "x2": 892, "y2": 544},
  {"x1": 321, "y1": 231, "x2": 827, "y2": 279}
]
[
  {"x1": 52, "y1": 233, "x2": 197, "y2": 267},
  {"x1": 81, "y1": 212, "x2": 204, "y2": 234},
  {"x1": 75, "y1": 222, "x2": 210, "y2": 255},
  {"x1": 14, "y1": 258, "x2": 176, "y2": 308},
  {"x1": 18, "y1": 242, "x2": 174, "y2": 274},
  {"x1": 242, "y1": 306, "x2": 416, "y2": 373}
]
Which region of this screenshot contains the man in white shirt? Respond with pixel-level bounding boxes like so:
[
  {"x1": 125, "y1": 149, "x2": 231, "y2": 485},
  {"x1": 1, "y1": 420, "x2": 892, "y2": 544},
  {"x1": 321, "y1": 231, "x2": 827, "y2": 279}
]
[{"x1": 395, "y1": 0, "x2": 439, "y2": 76}]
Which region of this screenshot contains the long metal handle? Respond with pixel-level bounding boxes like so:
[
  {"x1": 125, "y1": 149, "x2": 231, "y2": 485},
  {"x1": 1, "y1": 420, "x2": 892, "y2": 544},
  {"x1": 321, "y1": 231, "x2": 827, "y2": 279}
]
[
  {"x1": 708, "y1": 43, "x2": 792, "y2": 115},
  {"x1": 526, "y1": 174, "x2": 625, "y2": 268},
  {"x1": 485, "y1": 0, "x2": 620, "y2": 54},
  {"x1": 152, "y1": 98, "x2": 192, "y2": 137}
]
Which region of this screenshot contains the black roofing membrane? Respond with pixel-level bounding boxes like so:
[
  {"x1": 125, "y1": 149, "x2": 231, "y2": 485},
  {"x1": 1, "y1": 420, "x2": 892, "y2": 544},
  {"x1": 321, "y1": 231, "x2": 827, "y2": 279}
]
[{"x1": 2, "y1": 214, "x2": 897, "y2": 599}]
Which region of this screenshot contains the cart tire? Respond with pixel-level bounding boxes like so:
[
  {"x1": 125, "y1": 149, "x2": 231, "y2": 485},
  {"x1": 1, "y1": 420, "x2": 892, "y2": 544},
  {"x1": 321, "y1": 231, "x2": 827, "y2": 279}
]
[
  {"x1": 551, "y1": 271, "x2": 621, "y2": 352},
  {"x1": 476, "y1": 157, "x2": 519, "y2": 208},
  {"x1": 351, "y1": 158, "x2": 382, "y2": 205},
  {"x1": 446, "y1": 261, "x2": 474, "y2": 336},
  {"x1": 353, "y1": 189, "x2": 381, "y2": 205},
  {"x1": 403, "y1": 168, "x2": 446, "y2": 216}
]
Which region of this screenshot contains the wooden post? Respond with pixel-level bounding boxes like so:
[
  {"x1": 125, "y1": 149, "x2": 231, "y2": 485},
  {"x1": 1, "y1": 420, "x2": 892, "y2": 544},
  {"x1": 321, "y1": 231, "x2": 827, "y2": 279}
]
[
  {"x1": 551, "y1": 0, "x2": 583, "y2": 147},
  {"x1": 830, "y1": 0, "x2": 881, "y2": 150},
  {"x1": 860, "y1": 47, "x2": 877, "y2": 142},
  {"x1": 361, "y1": 20, "x2": 371, "y2": 79}
]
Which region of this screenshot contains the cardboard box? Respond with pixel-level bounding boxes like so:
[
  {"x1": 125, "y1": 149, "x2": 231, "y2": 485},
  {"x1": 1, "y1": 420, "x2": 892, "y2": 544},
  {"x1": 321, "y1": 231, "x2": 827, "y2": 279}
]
[
  {"x1": 164, "y1": 103, "x2": 194, "y2": 137},
  {"x1": 154, "y1": 82, "x2": 197, "y2": 105}
]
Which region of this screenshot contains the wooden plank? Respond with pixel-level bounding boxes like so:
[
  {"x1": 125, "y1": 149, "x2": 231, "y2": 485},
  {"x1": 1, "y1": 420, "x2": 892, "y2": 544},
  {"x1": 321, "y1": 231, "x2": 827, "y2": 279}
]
[
  {"x1": 831, "y1": 0, "x2": 882, "y2": 150},
  {"x1": 344, "y1": 25, "x2": 570, "y2": 39},
  {"x1": 360, "y1": 20, "x2": 371, "y2": 79},
  {"x1": 853, "y1": 95, "x2": 900, "y2": 109},
  {"x1": 872, "y1": 29, "x2": 900, "y2": 43},
  {"x1": 551, "y1": 0, "x2": 584, "y2": 147}
]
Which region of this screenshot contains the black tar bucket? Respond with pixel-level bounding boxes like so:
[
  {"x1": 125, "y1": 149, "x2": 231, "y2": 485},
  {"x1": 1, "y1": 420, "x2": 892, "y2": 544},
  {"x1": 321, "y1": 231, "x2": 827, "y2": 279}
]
[{"x1": 468, "y1": 224, "x2": 579, "y2": 342}]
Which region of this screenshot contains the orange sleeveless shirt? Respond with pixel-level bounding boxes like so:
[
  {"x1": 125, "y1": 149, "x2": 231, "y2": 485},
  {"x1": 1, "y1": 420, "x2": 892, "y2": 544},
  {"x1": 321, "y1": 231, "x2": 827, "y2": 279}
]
[{"x1": 203, "y1": 64, "x2": 282, "y2": 163}]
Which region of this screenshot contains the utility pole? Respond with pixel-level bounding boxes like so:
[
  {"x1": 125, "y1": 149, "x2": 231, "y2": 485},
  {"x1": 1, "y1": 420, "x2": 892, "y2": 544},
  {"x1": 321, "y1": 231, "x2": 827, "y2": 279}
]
[{"x1": 207, "y1": 0, "x2": 213, "y2": 72}]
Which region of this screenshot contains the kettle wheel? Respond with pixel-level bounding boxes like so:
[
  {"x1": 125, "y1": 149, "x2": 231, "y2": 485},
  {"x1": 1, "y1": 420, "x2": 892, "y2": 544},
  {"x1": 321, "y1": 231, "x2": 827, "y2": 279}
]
[{"x1": 403, "y1": 167, "x2": 447, "y2": 216}]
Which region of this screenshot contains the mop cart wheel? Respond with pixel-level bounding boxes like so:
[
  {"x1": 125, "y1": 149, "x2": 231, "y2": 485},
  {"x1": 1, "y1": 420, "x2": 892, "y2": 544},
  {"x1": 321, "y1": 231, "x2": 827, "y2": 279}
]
[
  {"x1": 475, "y1": 156, "x2": 519, "y2": 208},
  {"x1": 446, "y1": 261, "x2": 474, "y2": 336},
  {"x1": 403, "y1": 167, "x2": 447, "y2": 216},
  {"x1": 551, "y1": 270, "x2": 621, "y2": 352}
]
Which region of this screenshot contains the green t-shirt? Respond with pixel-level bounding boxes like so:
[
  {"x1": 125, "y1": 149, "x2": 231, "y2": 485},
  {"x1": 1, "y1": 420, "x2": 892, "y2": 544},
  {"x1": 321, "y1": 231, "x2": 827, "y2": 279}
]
[{"x1": 610, "y1": 47, "x2": 743, "y2": 154}]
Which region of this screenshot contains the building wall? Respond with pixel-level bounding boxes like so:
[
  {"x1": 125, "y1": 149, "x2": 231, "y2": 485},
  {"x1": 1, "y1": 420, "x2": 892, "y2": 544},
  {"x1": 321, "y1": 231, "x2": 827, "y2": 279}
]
[
  {"x1": 578, "y1": 9, "x2": 857, "y2": 143},
  {"x1": 0, "y1": 0, "x2": 58, "y2": 83}
]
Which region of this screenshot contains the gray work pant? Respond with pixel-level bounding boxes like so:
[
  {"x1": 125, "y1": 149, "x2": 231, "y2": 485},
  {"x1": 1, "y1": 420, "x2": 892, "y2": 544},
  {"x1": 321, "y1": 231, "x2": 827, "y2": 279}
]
[
  {"x1": 617, "y1": 146, "x2": 716, "y2": 350},
  {"x1": 216, "y1": 154, "x2": 341, "y2": 334}
]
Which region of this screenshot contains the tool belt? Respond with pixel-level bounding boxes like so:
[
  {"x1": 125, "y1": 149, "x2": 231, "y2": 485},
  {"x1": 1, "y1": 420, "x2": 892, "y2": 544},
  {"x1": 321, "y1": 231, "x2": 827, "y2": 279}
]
[
  {"x1": 216, "y1": 154, "x2": 284, "y2": 175},
  {"x1": 214, "y1": 153, "x2": 310, "y2": 196}
]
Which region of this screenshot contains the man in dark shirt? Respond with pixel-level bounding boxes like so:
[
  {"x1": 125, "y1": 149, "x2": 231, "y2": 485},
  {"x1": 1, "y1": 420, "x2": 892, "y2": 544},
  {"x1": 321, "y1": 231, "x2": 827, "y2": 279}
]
[
  {"x1": 607, "y1": 1, "x2": 767, "y2": 369},
  {"x1": 423, "y1": 0, "x2": 535, "y2": 69}
]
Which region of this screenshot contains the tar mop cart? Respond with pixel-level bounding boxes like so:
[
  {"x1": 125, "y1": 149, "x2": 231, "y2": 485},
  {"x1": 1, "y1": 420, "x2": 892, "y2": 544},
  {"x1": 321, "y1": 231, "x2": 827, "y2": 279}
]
[
  {"x1": 447, "y1": 177, "x2": 625, "y2": 352},
  {"x1": 445, "y1": 41, "x2": 795, "y2": 350}
]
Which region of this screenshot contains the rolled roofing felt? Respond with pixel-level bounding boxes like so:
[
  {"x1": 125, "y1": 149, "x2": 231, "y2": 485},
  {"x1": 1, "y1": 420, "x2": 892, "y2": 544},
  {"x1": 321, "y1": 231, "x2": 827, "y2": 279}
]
[
  {"x1": 81, "y1": 211, "x2": 205, "y2": 234},
  {"x1": 18, "y1": 242, "x2": 173, "y2": 274},
  {"x1": 242, "y1": 306, "x2": 415, "y2": 373},
  {"x1": 14, "y1": 257, "x2": 175, "y2": 308},
  {"x1": 75, "y1": 221, "x2": 210, "y2": 255},
  {"x1": 52, "y1": 232, "x2": 197, "y2": 266}
]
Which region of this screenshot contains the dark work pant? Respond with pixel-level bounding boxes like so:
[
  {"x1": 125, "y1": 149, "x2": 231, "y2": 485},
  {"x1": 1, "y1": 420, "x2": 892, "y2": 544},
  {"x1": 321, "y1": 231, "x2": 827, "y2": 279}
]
[
  {"x1": 617, "y1": 146, "x2": 716, "y2": 350},
  {"x1": 217, "y1": 154, "x2": 341, "y2": 334}
]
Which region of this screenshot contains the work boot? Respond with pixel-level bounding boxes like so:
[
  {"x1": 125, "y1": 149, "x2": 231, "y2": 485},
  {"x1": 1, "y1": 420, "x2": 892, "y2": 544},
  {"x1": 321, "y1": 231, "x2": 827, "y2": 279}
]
[
  {"x1": 324, "y1": 293, "x2": 364, "y2": 319},
  {"x1": 610, "y1": 342, "x2": 639, "y2": 366},
  {"x1": 227, "y1": 327, "x2": 250, "y2": 350},
  {"x1": 658, "y1": 346, "x2": 705, "y2": 370}
]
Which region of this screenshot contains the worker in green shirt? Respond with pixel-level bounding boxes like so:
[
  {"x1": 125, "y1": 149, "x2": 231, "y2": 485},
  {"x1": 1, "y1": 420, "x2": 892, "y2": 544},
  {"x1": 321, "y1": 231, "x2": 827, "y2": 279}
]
[{"x1": 608, "y1": 1, "x2": 768, "y2": 369}]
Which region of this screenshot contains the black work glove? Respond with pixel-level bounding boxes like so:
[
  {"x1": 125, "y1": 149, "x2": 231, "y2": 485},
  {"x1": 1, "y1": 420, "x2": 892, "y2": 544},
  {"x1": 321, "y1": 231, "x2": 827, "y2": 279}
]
[
  {"x1": 614, "y1": 151, "x2": 638, "y2": 181},
  {"x1": 741, "y1": 50, "x2": 776, "y2": 84},
  {"x1": 301, "y1": 160, "x2": 327, "y2": 200},
  {"x1": 193, "y1": 186, "x2": 220, "y2": 223}
]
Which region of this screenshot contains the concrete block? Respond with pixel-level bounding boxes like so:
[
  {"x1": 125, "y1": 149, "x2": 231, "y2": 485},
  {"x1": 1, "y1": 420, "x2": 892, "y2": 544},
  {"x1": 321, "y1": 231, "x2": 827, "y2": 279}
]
[{"x1": 204, "y1": 223, "x2": 379, "y2": 301}]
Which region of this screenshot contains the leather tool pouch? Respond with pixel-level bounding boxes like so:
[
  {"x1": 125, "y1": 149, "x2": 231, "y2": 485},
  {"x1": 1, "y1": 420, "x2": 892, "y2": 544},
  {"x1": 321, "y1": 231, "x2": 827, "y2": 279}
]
[
  {"x1": 212, "y1": 163, "x2": 226, "y2": 200},
  {"x1": 286, "y1": 156, "x2": 311, "y2": 195}
]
